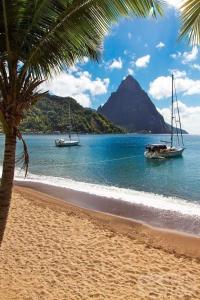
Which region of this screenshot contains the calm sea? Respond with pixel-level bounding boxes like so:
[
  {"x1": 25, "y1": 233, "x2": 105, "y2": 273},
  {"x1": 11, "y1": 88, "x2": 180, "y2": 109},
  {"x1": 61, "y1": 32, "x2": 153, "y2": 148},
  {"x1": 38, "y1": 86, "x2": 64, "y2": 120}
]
[{"x1": 0, "y1": 134, "x2": 200, "y2": 215}]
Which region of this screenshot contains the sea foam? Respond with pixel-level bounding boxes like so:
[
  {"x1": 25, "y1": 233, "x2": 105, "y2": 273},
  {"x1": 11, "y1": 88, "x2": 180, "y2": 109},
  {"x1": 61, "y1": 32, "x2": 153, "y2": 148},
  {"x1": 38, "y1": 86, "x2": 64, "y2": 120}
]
[{"x1": 5, "y1": 166, "x2": 200, "y2": 217}]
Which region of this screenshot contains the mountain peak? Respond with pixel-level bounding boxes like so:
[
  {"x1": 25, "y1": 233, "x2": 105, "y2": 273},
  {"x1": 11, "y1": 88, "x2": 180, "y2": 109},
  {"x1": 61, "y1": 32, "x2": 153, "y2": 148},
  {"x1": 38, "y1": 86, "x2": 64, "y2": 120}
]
[
  {"x1": 98, "y1": 76, "x2": 187, "y2": 134},
  {"x1": 125, "y1": 74, "x2": 135, "y2": 81},
  {"x1": 118, "y1": 75, "x2": 142, "y2": 92},
  {"x1": 98, "y1": 76, "x2": 170, "y2": 133}
]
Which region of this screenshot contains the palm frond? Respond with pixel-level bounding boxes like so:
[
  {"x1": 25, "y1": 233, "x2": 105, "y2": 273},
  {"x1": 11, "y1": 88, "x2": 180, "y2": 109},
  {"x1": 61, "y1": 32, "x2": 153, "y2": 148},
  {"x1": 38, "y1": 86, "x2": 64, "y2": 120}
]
[
  {"x1": 0, "y1": 0, "x2": 164, "y2": 79},
  {"x1": 179, "y1": 0, "x2": 200, "y2": 44},
  {"x1": 2, "y1": 0, "x2": 10, "y2": 54},
  {"x1": 15, "y1": 130, "x2": 29, "y2": 178}
]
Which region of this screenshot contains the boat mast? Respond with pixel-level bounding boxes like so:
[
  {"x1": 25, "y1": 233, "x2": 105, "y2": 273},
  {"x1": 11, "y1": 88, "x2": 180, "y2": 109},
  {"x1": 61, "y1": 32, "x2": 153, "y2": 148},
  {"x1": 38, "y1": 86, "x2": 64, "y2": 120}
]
[
  {"x1": 171, "y1": 74, "x2": 174, "y2": 148},
  {"x1": 174, "y1": 83, "x2": 184, "y2": 147},
  {"x1": 68, "y1": 99, "x2": 71, "y2": 140}
]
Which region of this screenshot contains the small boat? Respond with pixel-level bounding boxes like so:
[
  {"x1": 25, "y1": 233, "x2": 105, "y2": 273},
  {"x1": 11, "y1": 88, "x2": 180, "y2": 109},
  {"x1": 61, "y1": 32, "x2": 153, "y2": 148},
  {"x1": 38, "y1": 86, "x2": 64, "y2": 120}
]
[
  {"x1": 55, "y1": 139, "x2": 79, "y2": 147},
  {"x1": 145, "y1": 74, "x2": 185, "y2": 159},
  {"x1": 55, "y1": 99, "x2": 80, "y2": 147}
]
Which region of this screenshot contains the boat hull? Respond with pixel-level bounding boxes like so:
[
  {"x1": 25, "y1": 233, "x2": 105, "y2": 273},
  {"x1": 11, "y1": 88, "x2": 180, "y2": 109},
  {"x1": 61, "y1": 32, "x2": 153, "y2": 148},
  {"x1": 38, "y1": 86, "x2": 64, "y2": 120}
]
[
  {"x1": 55, "y1": 140, "x2": 79, "y2": 147},
  {"x1": 144, "y1": 148, "x2": 185, "y2": 159}
]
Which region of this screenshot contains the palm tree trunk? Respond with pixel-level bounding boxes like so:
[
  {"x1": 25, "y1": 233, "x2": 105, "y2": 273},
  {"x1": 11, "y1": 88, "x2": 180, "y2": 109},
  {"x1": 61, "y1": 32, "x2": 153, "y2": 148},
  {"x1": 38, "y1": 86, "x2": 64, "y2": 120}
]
[{"x1": 0, "y1": 133, "x2": 16, "y2": 245}]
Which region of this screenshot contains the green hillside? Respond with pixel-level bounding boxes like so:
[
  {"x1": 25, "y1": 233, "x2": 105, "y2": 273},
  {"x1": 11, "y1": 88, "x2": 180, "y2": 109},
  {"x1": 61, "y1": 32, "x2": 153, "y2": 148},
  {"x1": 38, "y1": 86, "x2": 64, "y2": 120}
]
[{"x1": 20, "y1": 94, "x2": 124, "y2": 134}]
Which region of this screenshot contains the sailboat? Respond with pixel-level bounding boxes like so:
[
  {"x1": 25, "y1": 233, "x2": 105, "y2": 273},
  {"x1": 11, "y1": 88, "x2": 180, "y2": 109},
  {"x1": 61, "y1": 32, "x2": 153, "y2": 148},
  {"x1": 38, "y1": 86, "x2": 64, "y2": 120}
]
[
  {"x1": 55, "y1": 99, "x2": 80, "y2": 147},
  {"x1": 144, "y1": 74, "x2": 185, "y2": 159}
]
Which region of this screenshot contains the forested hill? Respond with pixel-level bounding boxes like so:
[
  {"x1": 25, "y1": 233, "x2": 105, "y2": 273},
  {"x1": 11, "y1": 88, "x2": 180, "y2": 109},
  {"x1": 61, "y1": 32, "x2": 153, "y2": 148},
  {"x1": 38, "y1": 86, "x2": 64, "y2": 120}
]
[{"x1": 20, "y1": 94, "x2": 124, "y2": 134}]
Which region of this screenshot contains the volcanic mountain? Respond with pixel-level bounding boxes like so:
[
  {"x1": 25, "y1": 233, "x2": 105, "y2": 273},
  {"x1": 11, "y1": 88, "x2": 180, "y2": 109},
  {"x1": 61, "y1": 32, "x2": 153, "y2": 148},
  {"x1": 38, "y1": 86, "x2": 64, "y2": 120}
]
[{"x1": 98, "y1": 75, "x2": 186, "y2": 134}]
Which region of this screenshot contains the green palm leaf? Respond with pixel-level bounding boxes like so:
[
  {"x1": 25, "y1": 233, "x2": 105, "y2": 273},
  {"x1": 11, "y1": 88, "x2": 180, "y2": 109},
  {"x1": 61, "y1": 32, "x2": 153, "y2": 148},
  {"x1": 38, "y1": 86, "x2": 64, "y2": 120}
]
[
  {"x1": 179, "y1": 0, "x2": 200, "y2": 44},
  {"x1": 0, "y1": 0, "x2": 164, "y2": 79}
]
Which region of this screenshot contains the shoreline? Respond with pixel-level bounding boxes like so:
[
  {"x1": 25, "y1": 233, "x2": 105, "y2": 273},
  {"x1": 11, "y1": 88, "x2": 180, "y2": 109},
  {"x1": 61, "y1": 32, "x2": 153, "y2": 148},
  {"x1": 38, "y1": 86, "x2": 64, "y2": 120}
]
[{"x1": 16, "y1": 180, "x2": 200, "y2": 236}]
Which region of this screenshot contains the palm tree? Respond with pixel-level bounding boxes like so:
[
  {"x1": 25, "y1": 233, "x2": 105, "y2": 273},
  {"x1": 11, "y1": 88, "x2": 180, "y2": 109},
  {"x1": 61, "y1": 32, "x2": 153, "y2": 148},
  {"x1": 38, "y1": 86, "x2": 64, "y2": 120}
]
[
  {"x1": 0, "y1": 0, "x2": 163, "y2": 244},
  {"x1": 179, "y1": 0, "x2": 200, "y2": 44}
]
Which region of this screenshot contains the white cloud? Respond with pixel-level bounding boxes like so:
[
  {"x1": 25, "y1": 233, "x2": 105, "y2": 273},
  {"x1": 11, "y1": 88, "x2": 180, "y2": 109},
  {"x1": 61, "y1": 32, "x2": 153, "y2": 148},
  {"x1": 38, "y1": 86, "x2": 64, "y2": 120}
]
[
  {"x1": 68, "y1": 65, "x2": 79, "y2": 73},
  {"x1": 192, "y1": 64, "x2": 200, "y2": 71},
  {"x1": 135, "y1": 55, "x2": 150, "y2": 68},
  {"x1": 149, "y1": 71, "x2": 200, "y2": 100},
  {"x1": 169, "y1": 69, "x2": 187, "y2": 78},
  {"x1": 128, "y1": 32, "x2": 132, "y2": 40},
  {"x1": 108, "y1": 57, "x2": 123, "y2": 70},
  {"x1": 82, "y1": 57, "x2": 89, "y2": 64},
  {"x1": 158, "y1": 101, "x2": 200, "y2": 134},
  {"x1": 165, "y1": 0, "x2": 182, "y2": 9},
  {"x1": 43, "y1": 71, "x2": 109, "y2": 107},
  {"x1": 170, "y1": 47, "x2": 199, "y2": 65},
  {"x1": 128, "y1": 68, "x2": 134, "y2": 75},
  {"x1": 182, "y1": 46, "x2": 198, "y2": 64},
  {"x1": 149, "y1": 76, "x2": 172, "y2": 100},
  {"x1": 170, "y1": 52, "x2": 181, "y2": 59},
  {"x1": 73, "y1": 94, "x2": 91, "y2": 107},
  {"x1": 66, "y1": 57, "x2": 89, "y2": 74},
  {"x1": 156, "y1": 42, "x2": 165, "y2": 49}
]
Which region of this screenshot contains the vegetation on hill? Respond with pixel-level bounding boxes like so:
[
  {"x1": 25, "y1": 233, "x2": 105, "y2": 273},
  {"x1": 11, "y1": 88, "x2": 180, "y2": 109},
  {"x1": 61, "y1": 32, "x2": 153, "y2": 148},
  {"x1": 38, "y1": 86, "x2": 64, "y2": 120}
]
[{"x1": 20, "y1": 95, "x2": 124, "y2": 134}]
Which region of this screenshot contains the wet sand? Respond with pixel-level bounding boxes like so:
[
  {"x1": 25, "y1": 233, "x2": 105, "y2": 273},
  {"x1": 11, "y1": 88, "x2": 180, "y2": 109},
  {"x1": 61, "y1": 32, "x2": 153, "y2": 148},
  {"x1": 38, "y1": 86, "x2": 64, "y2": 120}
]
[
  {"x1": 0, "y1": 186, "x2": 200, "y2": 299},
  {"x1": 16, "y1": 180, "x2": 200, "y2": 235}
]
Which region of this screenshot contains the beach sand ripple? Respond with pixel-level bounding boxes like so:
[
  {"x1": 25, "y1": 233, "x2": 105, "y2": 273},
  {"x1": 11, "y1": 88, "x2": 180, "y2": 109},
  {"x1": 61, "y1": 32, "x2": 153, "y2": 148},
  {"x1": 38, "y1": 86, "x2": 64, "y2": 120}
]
[{"x1": 0, "y1": 187, "x2": 200, "y2": 299}]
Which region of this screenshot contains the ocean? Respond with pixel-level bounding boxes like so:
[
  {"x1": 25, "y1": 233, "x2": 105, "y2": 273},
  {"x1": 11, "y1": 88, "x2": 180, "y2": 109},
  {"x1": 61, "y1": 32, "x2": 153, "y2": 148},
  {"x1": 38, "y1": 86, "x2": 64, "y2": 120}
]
[{"x1": 0, "y1": 133, "x2": 200, "y2": 218}]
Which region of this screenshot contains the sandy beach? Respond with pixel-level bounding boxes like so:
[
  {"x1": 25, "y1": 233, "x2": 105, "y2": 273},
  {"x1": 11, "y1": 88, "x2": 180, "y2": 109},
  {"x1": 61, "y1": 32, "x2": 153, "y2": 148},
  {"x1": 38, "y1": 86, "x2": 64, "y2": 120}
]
[{"x1": 0, "y1": 186, "x2": 200, "y2": 300}]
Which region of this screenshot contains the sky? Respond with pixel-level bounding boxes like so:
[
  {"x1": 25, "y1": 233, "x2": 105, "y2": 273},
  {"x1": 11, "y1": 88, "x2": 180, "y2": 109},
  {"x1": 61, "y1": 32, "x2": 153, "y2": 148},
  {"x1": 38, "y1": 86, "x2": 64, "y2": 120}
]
[{"x1": 43, "y1": 0, "x2": 200, "y2": 134}]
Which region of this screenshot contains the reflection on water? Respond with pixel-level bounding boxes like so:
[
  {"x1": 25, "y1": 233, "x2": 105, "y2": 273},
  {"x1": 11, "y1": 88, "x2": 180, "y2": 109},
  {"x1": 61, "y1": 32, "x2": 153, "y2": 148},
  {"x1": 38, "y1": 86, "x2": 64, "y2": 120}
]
[{"x1": 145, "y1": 156, "x2": 184, "y2": 168}]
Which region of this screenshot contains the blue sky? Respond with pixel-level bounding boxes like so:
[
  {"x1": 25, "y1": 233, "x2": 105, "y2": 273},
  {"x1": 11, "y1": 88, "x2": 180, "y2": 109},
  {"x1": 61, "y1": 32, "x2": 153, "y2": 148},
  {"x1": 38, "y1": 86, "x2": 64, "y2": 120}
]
[{"x1": 44, "y1": 1, "x2": 200, "y2": 134}]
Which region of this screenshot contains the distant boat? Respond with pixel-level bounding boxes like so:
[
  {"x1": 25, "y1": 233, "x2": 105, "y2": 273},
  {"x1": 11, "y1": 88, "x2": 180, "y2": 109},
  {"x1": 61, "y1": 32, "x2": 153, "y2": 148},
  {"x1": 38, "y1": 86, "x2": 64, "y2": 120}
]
[
  {"x1": 55, "y1": 99, "x2": 80, "y2": 147},
  {"x1": 144, "y1": 74, "x2": 185, "y2": 159}
]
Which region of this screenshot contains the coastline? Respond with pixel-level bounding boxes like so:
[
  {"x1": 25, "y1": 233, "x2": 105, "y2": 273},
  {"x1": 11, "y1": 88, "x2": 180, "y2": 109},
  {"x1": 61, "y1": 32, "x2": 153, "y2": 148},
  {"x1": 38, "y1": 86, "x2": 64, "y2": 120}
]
[
  {"x1": 0, "y1": 185, "x2": 200, "y2": 299},
  {"x1": 16, "y1": 180, "x2": 200, "y2": 236}
]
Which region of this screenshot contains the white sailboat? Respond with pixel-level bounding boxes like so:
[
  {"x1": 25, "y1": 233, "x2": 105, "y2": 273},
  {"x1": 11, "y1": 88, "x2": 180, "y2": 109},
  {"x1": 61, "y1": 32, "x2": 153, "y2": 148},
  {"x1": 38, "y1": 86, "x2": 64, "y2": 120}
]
[
  {"x1": 144, "y1": 74, "x2": 185, "y2": 159},
  {"x1": 55, "y1": 100, "x2": 80, "y2": 147}
]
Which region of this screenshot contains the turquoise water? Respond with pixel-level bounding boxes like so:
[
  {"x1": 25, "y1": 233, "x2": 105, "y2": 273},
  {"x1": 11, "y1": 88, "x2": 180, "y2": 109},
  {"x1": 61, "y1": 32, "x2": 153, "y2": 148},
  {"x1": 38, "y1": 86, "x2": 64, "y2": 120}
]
[{"x1": 0, "y1": 134, "x2": 199, "y2": 203}]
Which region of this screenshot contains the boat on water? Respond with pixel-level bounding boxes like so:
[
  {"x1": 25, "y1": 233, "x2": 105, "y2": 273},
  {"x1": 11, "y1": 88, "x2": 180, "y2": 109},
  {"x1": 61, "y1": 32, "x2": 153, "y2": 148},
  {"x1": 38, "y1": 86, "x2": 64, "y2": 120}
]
[
  {"x1": 55, "y1": 99, "x2": 80, "y2": 147},
  {"x1": 145, "y1": 144, "x2": 184, "y2": 159},
  {"x1": 55, "y1": 139, "x2": 79, "y2": 147},
  {"x1": 145, "y1": 74, "x2": 185, "y2": 159}
]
